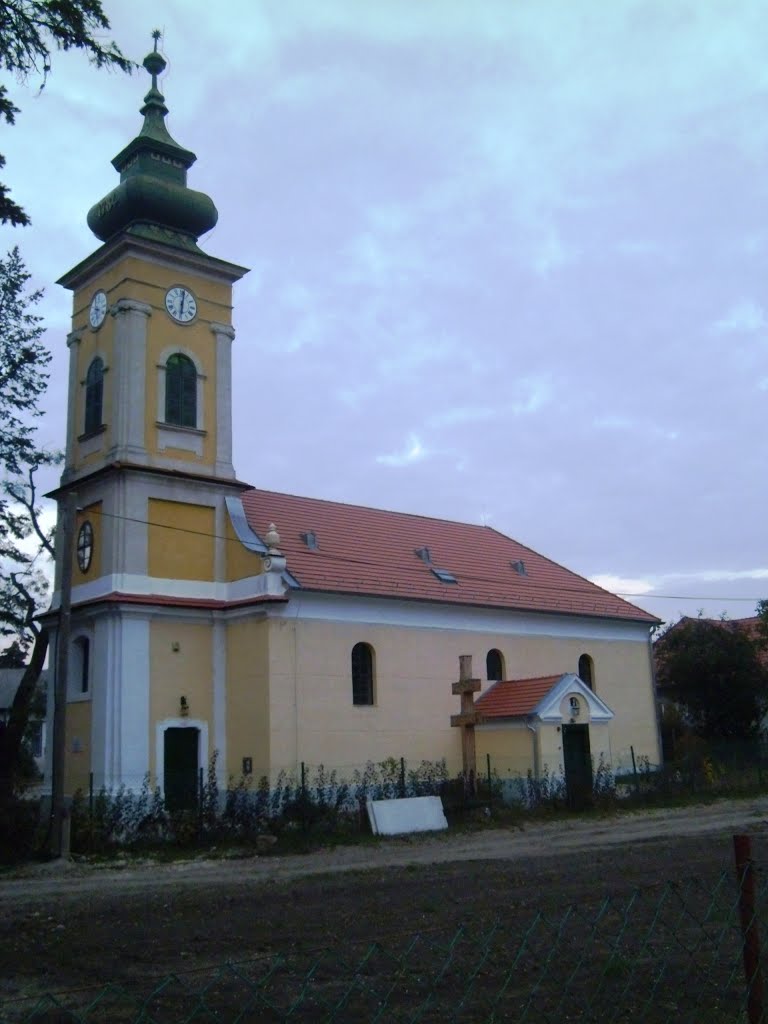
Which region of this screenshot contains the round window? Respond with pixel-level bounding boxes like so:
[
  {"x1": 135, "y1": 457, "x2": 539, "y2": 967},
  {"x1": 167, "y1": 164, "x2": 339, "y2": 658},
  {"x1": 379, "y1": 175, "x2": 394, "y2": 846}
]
[{"x1": 76, "y1": 521, "x2": 94, "y2": 573}]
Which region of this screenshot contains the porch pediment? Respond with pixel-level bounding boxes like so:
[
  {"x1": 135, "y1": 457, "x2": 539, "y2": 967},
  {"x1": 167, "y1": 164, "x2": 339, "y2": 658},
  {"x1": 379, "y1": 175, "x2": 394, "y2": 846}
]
[{"x1": 534, "y1": 673, "x2": 614, "y2": 723}]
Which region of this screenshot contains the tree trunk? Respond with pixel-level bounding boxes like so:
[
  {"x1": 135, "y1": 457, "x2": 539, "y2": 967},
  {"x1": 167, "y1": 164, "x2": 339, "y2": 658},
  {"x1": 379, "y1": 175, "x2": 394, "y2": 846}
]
[{"x1": 0, "y1": 628, "x2": 48, "y2": 804}]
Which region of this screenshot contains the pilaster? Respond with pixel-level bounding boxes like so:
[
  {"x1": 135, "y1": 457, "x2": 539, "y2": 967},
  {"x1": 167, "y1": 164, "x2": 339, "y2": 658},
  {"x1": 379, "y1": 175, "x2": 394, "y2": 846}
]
[
  {"x1": 211, "y1": 322, "x2": 236, "y2": 479},
  {"x1": 63, "y1": 329, "x2": 84, "y2": 480},
  {"x1": 109, "y1": 298, "x2": 151, "y2": 462}
]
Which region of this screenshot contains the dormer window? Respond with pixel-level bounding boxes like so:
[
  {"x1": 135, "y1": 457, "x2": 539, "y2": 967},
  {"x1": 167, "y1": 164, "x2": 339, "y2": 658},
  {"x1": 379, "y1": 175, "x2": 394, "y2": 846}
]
[{"x1": 165, "y1": 353, "x2": 197, "y2": 427}]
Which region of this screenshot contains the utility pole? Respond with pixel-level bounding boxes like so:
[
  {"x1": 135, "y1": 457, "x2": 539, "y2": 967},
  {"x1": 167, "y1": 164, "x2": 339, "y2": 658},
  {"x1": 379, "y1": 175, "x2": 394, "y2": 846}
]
[{"x1": 49, "y1": 491, "x2": 76, "y2": 858}]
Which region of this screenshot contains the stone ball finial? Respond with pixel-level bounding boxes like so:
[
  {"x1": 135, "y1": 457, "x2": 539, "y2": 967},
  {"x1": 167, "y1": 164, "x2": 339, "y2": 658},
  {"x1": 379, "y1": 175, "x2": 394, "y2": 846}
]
[{"x1": 265, "y1": 523, "x2": 281, "y2": 552}]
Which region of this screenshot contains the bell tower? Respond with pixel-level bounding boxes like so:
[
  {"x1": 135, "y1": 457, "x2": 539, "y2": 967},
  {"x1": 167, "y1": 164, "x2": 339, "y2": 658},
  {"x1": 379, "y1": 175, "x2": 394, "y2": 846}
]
[
  {"x1": 58, "y1": 33, "x2": 247, "y2": 485},
  {"x1": 50, "y1": 35, "x2": 250, "y2": 796}
]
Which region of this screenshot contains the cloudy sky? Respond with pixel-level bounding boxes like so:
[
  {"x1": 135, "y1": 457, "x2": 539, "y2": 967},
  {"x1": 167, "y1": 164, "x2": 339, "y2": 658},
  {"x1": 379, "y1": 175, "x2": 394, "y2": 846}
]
[{"x1": 3, "y1": 0, "x2": 767, "y2": 625}]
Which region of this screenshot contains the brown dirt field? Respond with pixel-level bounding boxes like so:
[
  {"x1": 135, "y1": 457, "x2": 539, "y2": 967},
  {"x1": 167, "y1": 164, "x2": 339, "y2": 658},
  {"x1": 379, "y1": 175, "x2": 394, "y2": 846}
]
[{"x1": 2, "y1": 797, "x2": 768, "y2": 1022}]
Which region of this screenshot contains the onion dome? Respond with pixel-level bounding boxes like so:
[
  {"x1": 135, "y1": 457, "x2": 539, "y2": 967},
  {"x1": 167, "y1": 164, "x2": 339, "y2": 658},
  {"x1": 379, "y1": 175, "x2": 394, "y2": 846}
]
[{"x1": 87, "y1": 32, "x2": 218, "y2": 251}]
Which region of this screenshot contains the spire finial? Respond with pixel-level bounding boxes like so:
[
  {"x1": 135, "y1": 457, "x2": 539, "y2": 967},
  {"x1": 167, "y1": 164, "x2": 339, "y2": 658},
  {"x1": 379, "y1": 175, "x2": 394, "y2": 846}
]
[{"x1": 143, "y1": 30, "x2": 167, "y2": 93}]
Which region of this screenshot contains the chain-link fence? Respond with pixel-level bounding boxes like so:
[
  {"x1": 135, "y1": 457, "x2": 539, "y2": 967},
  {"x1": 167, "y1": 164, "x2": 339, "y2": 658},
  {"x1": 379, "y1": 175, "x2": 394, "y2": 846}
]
[{"x1": 2, "y1": 842, "x2": 765, "y2": 1024}]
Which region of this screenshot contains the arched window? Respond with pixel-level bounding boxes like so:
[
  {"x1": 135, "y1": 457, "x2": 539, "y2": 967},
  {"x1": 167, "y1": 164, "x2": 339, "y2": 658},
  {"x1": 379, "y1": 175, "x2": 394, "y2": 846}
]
[
  {"x1": 578, "y1": 653, "x2": 594, "y2": 691},
  {"x1": 84, "y1": 358, "x2": 104, "y2": 435},
  {"x1": 351, "y1": 642, "x2": 375, "y2": 706},
  {"x1": 486, "y1": 648, "x2": 504, "y2": 681},
  {"x1": 165, "y1": 353, "x2": 197, "y2": 428}
]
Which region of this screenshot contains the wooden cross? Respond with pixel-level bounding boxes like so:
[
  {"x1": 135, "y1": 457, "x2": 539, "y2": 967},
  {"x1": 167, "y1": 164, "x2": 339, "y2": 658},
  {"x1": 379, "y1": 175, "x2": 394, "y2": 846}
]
[{"x1": 451, "y1": 654, "x2": 483, "y2": 795}]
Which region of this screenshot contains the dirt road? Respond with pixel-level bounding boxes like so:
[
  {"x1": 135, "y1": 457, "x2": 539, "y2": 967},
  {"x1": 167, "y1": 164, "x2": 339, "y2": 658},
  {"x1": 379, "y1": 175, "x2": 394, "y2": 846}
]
[
  {"x1": 2, "y1": 796, "x2": 768, "y2": 1018},
  {"x1": 3, "y1": 795, "x2": 768, "y2": 902}
]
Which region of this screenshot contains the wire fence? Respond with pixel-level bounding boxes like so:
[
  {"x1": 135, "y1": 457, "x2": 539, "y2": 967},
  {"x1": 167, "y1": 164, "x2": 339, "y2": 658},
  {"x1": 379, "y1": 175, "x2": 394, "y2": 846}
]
[{"x1": 2, "y1": 838, "x2": 766, "y2": 1023}]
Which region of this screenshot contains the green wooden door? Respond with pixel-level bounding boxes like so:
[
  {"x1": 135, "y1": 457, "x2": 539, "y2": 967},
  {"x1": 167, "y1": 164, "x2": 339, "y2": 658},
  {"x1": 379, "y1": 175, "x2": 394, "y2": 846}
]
[
  {"x1": 562, "y1": 724, "x2": 592, "y2": 809},
  {"x1": 164, "y1": 727, "x2": 199, "y2": 811}
]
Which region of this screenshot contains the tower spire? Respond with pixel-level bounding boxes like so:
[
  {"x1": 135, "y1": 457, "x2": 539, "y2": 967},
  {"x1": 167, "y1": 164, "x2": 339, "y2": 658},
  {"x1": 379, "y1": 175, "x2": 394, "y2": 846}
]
[{"x1": 86, "y1": 31, "x2": 218, "y2": 252}]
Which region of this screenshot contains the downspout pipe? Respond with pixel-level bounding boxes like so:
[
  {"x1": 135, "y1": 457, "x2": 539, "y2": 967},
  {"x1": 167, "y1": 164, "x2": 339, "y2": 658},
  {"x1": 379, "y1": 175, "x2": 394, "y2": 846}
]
[{"x1": 526, "y1": 717, "x2": 539, "y2": 778}]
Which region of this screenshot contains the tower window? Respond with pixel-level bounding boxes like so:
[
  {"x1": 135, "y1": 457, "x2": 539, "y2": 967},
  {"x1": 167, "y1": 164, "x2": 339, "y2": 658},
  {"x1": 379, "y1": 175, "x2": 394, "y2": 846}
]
[
  {"x1": 165, "y1": 353, "x2": 197, "y2": 428},
  {"x1": 578, "y1": 653, "x2": 594, "y2": 691},
  {"x1": 84, "y1": 358, "x2": 104, "y2": 435},
  {"x1": 72, "y1": 636, "x2": 91, "y2": 695},
  {"x1": 486, "y1": 648, "x2": 504, "y2": 681},
  {"x1": 351, "y1": 642, "x2": 375, "y2": 706}
]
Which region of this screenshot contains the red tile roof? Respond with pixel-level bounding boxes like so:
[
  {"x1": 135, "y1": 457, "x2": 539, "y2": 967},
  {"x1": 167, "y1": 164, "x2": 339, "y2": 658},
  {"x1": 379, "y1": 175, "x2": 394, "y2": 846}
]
[
  {"x1": 241, "y1": 489, "x2": 657, "y2": 623},
  {"x1": 655, "y1": 616, "x2": 768, "y2": 674},
  {"x1": 475, "y1": 675, "x2": 563, "y2": 718}
]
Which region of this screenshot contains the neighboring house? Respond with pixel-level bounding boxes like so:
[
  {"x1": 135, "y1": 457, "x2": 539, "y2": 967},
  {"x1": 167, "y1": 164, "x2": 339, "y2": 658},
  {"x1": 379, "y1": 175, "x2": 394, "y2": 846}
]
[
  {"x1": 43, "y1": 44, "x2": 661, "y2": 807},
  {"x1": 654, "y1": 616, "x2": 768, "y2": 755},
  {"x1": 0, "y1": 669, "x2": 48, "y2": 779}
]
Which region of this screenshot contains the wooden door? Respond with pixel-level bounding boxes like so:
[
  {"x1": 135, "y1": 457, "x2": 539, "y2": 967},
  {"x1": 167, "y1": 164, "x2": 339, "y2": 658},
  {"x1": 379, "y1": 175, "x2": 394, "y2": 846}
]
[
  {"x1": 562, "y1": 724, "x2": 592, "y2": 809},
  {"x1": 164, "y1": 727, "x2": 199, "y2": 811}
]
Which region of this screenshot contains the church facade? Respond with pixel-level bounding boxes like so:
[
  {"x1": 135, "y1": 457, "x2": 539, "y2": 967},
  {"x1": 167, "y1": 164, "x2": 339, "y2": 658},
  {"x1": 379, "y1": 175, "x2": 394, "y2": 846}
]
[{"x1": 46, "y1": 44, "x2": 661, "y2": 805}]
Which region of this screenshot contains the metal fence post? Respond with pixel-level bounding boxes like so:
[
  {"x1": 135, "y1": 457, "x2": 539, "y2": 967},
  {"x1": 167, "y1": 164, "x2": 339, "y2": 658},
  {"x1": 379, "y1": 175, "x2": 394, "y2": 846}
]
[
  {"x1": 734, "y1": 833, "x2": 765, "y2": 1024},
  {"x1": 198, "y1": 766, "x2": 204, "y2": 839},
  {"x1": 301, "y1": 761, "x2": 307, "y2": 832},
  {"x1": 630, "y1": 745, "x2": 639, "y2": 796}
]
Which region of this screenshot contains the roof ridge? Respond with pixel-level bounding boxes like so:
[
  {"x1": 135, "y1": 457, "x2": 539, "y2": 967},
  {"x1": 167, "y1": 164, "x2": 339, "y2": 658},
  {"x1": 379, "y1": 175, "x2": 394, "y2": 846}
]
[{"x1": 244, "y1": 486, "x2": 497, "y2": 533}]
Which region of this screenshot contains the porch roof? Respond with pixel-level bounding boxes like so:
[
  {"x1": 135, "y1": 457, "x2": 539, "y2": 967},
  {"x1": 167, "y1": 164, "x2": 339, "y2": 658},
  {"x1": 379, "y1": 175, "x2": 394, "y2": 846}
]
[{"x1": 475, "y1": 675, "x2": 563, "y2": 718}]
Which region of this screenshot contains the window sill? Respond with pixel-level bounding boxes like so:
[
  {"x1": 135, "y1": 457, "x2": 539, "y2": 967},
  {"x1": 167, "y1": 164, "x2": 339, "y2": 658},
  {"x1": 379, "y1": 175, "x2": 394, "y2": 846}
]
[
  {"x1": 156, "y1": 421, "x2": 206, "y2": 456},
  {"x1": 156, "y1": 422, "x2": 206, "y2": 436},
  {"x1": 78, "y1": 425, "x2": 106, "y2": 458},
  {"x1": 77, "y1": 425, "x2": 106, "y2": 443}
]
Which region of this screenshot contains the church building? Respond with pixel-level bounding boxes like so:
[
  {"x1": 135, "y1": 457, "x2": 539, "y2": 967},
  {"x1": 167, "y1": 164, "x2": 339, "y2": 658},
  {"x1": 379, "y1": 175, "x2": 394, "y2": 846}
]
[{"x1": 46, "y1": 43, "x2": 661, "y2": 806}]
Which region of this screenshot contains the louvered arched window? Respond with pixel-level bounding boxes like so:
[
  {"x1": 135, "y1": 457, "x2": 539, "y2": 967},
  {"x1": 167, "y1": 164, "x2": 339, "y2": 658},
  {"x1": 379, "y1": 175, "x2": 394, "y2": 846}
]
[
  {"x1": 165, "y1": 353, "x2": 197, "y2": 428},
  {"x1": 84, "y1": 358, "x2": 104, "y2": 435}
]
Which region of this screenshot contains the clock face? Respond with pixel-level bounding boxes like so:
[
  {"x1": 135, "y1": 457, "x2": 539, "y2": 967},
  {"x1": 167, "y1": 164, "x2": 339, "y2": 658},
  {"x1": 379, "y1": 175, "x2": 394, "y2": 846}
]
[
  {"x1": 165, "y1": 286, "x2": 197, "y2": 323},
  {"x1": 76, "y1": 521, "x2": 94, "y2": 573},
  {"x1": 89, "y1": 290, "x2": 108, "y2": 329}
]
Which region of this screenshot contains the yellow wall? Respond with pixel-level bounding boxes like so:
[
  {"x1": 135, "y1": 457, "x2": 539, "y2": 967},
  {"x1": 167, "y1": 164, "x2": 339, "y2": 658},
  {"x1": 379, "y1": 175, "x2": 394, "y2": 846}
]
[
  {"x1": 147, "y1": 499, "x2": 215, "y2": 581},
  {"x1": 265, "y1": 617, "x2": 467, "y2": 777},
  {"x1": 64, "y1": 701, "x2": 92, "y2": 795},
  {"x1": 69, "y1": 253, "x2": 235, "y2": 472},
  {"x1": 71, "y1": 258, "x2": 233, "y2": 335},
  {"x1": 226, "y1": 619, "x2": 271, "y2": 781},
  {"x1": 74, "y1": 327, "x2": 113, "y2": 462},
  {"x1": 476, "y1": 726, "x2": 535, "y2": 782},
  {"x1": 149, "y1": 619, "x2": 213, "y2": 779},
  {"x1": 225, "y1": 516, "x2": 264, "y2": 582},
  {"x1": 241, "y1": 617, "x2": 659, "y2": 781},
  {"x1": 145, "y1": 314, "x2": 216, "y2": 467}
]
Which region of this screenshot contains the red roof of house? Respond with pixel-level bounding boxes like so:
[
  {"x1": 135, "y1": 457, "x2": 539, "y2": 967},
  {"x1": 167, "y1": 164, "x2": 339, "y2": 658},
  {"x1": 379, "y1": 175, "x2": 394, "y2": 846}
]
[
  {"x1": 240, "y1": 489, "x2": 657, "y2": 623},
  {"x1": 475, "y1": 675, "x2": 563, "y2": 718},
  {"x1": 655, "y1": 615, "x2": 767, "y2": 676}
]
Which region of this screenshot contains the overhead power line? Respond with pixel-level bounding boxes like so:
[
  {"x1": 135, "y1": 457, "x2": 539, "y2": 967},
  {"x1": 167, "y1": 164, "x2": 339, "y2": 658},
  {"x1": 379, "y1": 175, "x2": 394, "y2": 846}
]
[{"x1": 70, "y1": 507, "x2": 764, "y2": 605}]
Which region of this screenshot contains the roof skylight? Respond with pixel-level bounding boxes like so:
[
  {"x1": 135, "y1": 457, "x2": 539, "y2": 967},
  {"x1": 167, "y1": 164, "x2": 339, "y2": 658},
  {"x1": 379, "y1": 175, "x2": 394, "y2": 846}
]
[{"x1": 431, "y1": 567, "x2": 457, "y2": 584}]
